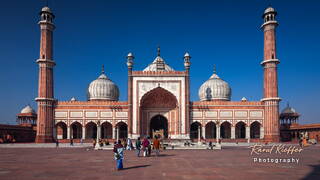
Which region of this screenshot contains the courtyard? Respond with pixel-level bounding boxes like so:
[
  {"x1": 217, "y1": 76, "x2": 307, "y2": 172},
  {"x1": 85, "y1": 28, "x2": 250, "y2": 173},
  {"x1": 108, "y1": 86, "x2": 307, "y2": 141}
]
[{"x1": 0, "y1": 144, "x2": 319, "y2": 180}]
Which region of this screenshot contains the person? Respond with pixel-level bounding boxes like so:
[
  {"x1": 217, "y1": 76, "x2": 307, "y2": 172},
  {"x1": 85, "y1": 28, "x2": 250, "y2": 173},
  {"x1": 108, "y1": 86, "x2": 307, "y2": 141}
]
[
  {"x1": 142, "y1": 137, "x2": 150, "y2": 157},
  {"x1": 99, "y1": 139, "x2": 103, "y2": 147},
  {"x1": 70, "y1": 138, "x2": 74, "y2": 146},
  {"x1": 127, "y1": 138, "x2": 132, "y2": 150},
  {"x1": 105, "y1": 139, "x2": 110, "y2": 146},
  {"x1": 208, "y1": 141, "x2": 213, "y2": 150},
  {"x1": 123, "y1": 138, "x2": 127, "y2": 149},
  {"x1": 135, "y1": 137, "x2": 141, "y2": 157},
  {"x1": 113, "y1": 140, "x2": 124, "y2": 170},
  {"x1": 147, "y1": 136, "x2": 152, "y2": 156},
  {"x1": 299, "y1": 138, "x2": 303, "y2": 148},
  {"x1": 80, "y1": 138, "x2": 83, "y2": 145},
  {"x1": 56, "y1": 139, "x2": 59, "y2": 148},
  {"x1": 153, "y1": 136, "x2": 161, "y2": 156},
  {"x1": 93, "y1": 139, "x2": 96, "y2": 148}
]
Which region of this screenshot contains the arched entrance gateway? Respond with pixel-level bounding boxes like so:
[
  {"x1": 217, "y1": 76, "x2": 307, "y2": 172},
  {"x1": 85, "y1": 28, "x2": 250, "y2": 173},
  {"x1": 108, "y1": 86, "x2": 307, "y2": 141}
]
[
  {"x1": 140, "y1": 87, "x2": 178, "y2": 139},
  {"x1": 150, "y1": 115, "x2": 168, "y2": 138}
]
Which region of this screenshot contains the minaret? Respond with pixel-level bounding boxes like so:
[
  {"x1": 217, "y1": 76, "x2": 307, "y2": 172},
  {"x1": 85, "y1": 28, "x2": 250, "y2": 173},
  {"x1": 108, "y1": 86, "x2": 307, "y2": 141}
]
[
  {"x1": 184, "y1": 52, "x2": 191, "y2": 138},
  {"x1": 35, "y1": 6, "x2": 56, "y2": 143},
  {"x1": 261, "y1": 6, "x2": 281, "y2": 142},
  {"x1": 126, "y1": 52, "x2": 134, "y2": 138}
]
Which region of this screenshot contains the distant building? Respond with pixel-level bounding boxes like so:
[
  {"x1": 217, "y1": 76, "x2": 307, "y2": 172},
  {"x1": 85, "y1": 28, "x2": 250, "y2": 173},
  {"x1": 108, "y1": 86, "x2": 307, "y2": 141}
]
[
  {"x1": 0, "y1": 105, "x2": 36, "y2": 143},
  {"x1": 280, "y1": 104, "x2": 320, "y2": 142}
]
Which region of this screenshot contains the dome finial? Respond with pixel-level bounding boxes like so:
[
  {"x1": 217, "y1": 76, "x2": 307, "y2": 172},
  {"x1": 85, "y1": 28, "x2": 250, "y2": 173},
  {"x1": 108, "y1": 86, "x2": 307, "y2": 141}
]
[
  {"x1": 101, "y1": 65, "x2": 105, "y2": 74},
  {"x1": 213, "y1": 64, "x2": 217, "y2": 74},
  {"x1": 157, "y1": 46, "x2": 161, "y2": 57}
]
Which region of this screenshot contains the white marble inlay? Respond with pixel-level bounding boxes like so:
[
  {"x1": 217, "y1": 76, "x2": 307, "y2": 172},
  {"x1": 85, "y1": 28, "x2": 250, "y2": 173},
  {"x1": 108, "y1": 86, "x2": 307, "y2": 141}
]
[
  {"x1": 220, "y1": 111, "x2": 233, "y2": 118},
  {"x1": 85, "y1": 111, "x2": 98, "y2": 118},
  {"x1": 205, "y1": 111, "x2": 218, "y2": 118},
  {"x1": 250, "y1": 111, "x2": 263, "y2": 118},
  {"x1": 235, "y1": 111, "x2": 248, "y2": 118},
  {"x1": 55, "y1": 112, "x2": 67, "y2": 118},
  {"x1": 101, "y1": 111, "x2": 112, "y2": 118},
  {"x1": 191, "y1": 111, "x2": 202, "y2": 118},
  {"x1": 116, "y1": 112, "x2": 128, "y2": 118},
  {"x1": 70, "y1": 111, "x2": 83, "y2": 118}
]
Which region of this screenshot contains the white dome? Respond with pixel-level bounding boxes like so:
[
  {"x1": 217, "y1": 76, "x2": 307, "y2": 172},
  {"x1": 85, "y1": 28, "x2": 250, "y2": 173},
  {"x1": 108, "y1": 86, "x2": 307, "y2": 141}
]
[
  {"x1": 264, "y1": 7, "x2": 276, "y2": 14},
  {"x1": 87, "y1": 72, "x2": 119, "y2": 101},
  {"x1": 143, "y1": 56, "x2": 174, "y2": 71},
  {"x1": 241, "y1": 97, "x2": 247, "y2": 101},
  {"x1": 41, "y1": 6, "x2": 52, "y2": 13},
  {"x1": 281, "y1": 104, "x2": 297, "y2": 114},
  {"x1": 198, "y1": 72, "x2": 231, "y2": 101},
  {"x1": 21, "y1": 105, "x2": 35, "y2": 114}
]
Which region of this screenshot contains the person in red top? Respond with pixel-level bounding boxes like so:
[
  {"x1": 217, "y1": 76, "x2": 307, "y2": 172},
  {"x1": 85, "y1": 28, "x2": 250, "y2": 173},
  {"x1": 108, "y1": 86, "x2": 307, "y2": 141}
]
[
  {"x1": 142, "y1": 137, "x2": 150, "y2": 157},
  {"x1": 153, "y1": 136, "x2": 161, "y2": 156}
]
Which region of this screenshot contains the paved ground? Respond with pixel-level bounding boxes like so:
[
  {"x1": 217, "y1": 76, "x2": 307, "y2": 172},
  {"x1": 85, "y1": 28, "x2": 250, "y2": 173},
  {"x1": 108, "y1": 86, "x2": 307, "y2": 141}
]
[{"x1": 0, "y1": 145, "x2": 319, "y2": 180}]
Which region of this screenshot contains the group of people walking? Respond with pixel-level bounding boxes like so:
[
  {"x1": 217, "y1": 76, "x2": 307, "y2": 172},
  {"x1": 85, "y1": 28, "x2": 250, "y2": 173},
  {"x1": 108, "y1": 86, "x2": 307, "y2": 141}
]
[{"x1": 113, "y1": 135, "x2": 162, "y2": 170}]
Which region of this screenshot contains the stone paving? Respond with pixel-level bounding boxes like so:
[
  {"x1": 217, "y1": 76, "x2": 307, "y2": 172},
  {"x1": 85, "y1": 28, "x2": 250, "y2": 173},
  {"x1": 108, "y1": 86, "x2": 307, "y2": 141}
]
[{"x1": 0, "y1": 144, "x2": 319, "y2": 180}]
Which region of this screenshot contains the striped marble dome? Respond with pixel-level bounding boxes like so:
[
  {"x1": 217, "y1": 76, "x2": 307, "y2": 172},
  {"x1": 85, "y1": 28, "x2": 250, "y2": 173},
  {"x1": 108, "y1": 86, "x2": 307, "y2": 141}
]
[
  {"x1": 87, "y1": 69, "x2": 119, "y2": 101},
  {"x1": 198, "y1": 71, "x2": 231, "y2": 101}
]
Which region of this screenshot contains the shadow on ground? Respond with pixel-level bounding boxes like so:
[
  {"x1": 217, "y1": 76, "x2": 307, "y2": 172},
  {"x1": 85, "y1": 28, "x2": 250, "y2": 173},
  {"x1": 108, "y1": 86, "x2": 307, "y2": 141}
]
[
  {"x1": 122, "y1": 165, "x2": 150, "y2": 170},
  {"x1": 302, "y1": 162, "x2": 320, "y2": 180}
]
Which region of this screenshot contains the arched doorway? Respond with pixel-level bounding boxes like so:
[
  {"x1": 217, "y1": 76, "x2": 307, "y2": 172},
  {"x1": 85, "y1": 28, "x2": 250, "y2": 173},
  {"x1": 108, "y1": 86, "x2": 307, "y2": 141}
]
[
  {"x1": 235, "y1": 122, "x2": 246, "y2": 139},
  {"x1": 150, "y1": 115, "x2": 168, "y2": 138},
  {"x1": 140, "y1": 87, "x2": 178, "y2": 137},
  {"x1": 190, "y1": 122, "x2": 201, "y2": 139},
  {"x1": 117, "y1": 122, "x2": 128, "y2": 139},
  {"x1": 250, "y1": 121, "x2": 261, "y2": 139},
  {"x1": 56, "y1": 122, "x2": 67, "y2": 139},
  {"x1": 205, "y1": 122, "x2": 216, "y2": 139},
  {"x1": 85, "y1": 122, "x2": 97, "y2": 139},
  {"x1": 71, "y1": 122, "x2": 82, "y2": 139},
  {"x1": 101, "y1": 122, "x2": 112, "y2": 139},
  {"x1": 220, "y1": 122, "x2": 231, "y2": 139}
]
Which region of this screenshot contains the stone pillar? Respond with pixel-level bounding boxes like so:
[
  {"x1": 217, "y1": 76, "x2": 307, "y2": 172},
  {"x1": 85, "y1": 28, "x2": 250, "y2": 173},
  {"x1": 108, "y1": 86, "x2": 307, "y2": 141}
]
[
  {"x1": 231, "y1": 126, "x2": 235, "y2": 139},
  {"x1": 95, "y1": 122, "x2": 101, "y2": 149},
  {"x1": 67, "y1": 126, "x2": 70, "y2": 139},
  {"x1": 198, "y1": 125, "x2": 201, "y2": 141},
  {"x1": 82, "y1": 126, "x2": 86, "y2": 139},
  {"x1": 216, "y1": 125, "x2": 220, "y2": 141},
  {"x1": 201, "y1": 125, "x2": 205, "y2": 139},
  {"x1": 97, "y1": 125, "x2": 101, "y2": 140},
  {"x1": 260, "y1": 127, "x2": 264, "y2": 139},
  {"x1": 246, "y1": 126, "x2": 250, "y2": 139},
  {"x1": 116, "y1": 127, "x2": 120, "y2": 141},
  {"x1": 112, "y1": 126, "x2": 116, "y2": 139}
]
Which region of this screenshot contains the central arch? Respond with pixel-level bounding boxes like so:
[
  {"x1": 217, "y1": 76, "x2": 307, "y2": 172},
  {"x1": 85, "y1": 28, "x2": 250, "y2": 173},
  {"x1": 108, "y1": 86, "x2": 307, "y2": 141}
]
[
  {"x1": 140, "y1": 87, "x2": 178, "y2": 138},
  {"x1": 150, "y1": 115, "x2": 168, "y2": 138}
]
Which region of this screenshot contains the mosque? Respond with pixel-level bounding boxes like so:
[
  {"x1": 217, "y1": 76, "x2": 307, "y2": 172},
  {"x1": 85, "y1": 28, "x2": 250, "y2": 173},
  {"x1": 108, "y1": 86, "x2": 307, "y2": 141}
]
[{"x1": 31, "y1": 5, "x2": 284, "y2": 143}]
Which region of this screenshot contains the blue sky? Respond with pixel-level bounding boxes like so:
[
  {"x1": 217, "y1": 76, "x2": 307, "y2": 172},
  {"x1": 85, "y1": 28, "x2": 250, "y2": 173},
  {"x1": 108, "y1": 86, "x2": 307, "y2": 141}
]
[{"x1": 0, "y1": 0, "x2": 319, "y2": 124}]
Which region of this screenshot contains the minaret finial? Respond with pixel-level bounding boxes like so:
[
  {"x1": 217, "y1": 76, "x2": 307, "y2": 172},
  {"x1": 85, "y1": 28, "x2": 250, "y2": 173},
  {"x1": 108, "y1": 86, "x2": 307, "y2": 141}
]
[
  {"x1": 157, "y1": 46, "x2": 161, "y2": 56},
  {"x1": 213, "y1": 64, "x2": 217, "y2": 74},
  {"x1": 101, "y1": 65, "x2": 105, "y2": 74}
]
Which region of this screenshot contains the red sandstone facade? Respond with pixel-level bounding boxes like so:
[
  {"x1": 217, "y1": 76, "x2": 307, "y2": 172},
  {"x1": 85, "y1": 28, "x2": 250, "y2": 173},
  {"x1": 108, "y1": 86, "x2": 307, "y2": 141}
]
[{"x1": 34, "y1": 6, "x2": 286, "y2": 143}]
